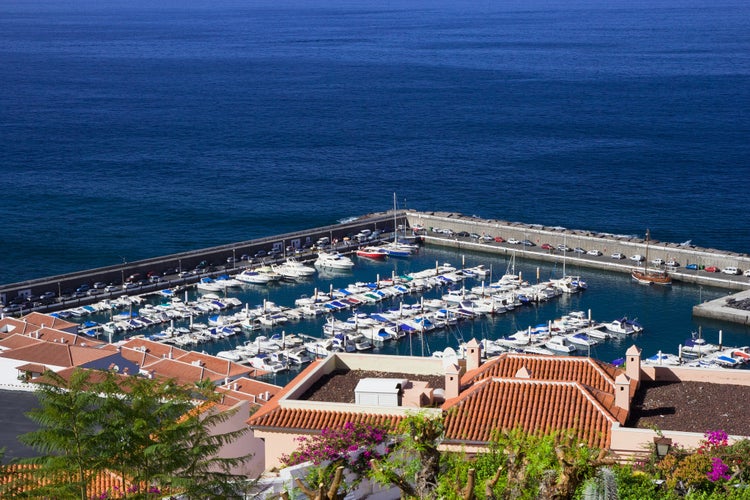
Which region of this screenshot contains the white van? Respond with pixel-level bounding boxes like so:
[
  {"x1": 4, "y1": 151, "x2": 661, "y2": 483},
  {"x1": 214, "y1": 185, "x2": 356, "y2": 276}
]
[
  {"x1": 316, "y1": 236, "x2": 330, "y2": 246},
  {"x1": 721, "y1": 266, "x2": 740, "y2": 275}
]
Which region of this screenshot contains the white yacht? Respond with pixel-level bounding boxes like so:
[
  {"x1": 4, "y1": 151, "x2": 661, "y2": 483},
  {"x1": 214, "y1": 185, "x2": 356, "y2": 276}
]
[{"x1": 314, "y1": 252, "x2": 355, "y2": 270}]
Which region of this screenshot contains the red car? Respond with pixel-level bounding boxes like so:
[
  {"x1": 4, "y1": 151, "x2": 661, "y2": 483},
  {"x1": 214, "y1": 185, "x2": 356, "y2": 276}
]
[
  {"x1": 705, "y1": 266, "x2": 719, "y2": 273},
  {"x1": 541, "y1": 243, "x2": 553, "y2": 250},
  {"x1": 494, "y1": 236, "x2": 505, "y2": 243}
]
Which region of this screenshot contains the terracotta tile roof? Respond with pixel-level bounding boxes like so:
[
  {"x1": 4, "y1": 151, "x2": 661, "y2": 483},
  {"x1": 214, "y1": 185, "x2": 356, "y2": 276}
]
[
  {"x1": 14, "y1": 362, "x2": 48, "y2": 373},
  {"x1": 118, "y1": 345, "x2": 164, "y2": 368},
  {"x1": 0, "y1": 333, "x2": 45, "y2": 350},
  {"x1": 0, "y1": 317, "x2": 36, "y2": 338},
  {"x1": 175, "y1": 351, "x2": 250, "y2": 379},
  {"x1": 0, "y1": 463, "x2": 170, "y2": 498},
  {"x1": 141, "y1": 357, "x2": 229, "y2": 386},
  {"x1": 249, "y1": 408, "x2": 404, "y2": 434},
  {"x1": 0, "y1": 342, "x2": 112, "y2": 368},
  {"x1": 464, "y1": 353, "x2": 621, "y2": 394},
  {"x1": 118, "y1": 338, "x2": 188, "y2": 359},
  {"x1": 25, "y1": 327, "x2": 103, "y2": 347},
  {"x1": 21, "y1": 312, "x2": 79, "y2": 332},
  {"x1": 216, "y1": 377, "x2": 282, "y2": 409},
  {"x1": 247, "y1": 360, "x2": 322, "y2": 424},
  {"x1": 442, "y1": 378, "x2": 615, "y2": 449},
  {"x1": 247, "y1": 361, "x2": 406, "y2": 433},
  {"x1": 0, "y1": 315, "x2": 77, "y2": 339}
]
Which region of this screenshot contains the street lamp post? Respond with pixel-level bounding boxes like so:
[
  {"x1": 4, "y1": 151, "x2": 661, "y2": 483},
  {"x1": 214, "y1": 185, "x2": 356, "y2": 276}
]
[{"x1": 120, "y1": 256, "x2": 126, "y2": 285}]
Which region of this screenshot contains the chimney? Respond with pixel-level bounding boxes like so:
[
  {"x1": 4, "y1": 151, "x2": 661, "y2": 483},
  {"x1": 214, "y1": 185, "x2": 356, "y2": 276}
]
[
  {"x1": 514, "y1": 366, "x2": 531, "y2": 379},
  {"x1": 614, "y1": 373, "x2": 631, "y2": 414},
  {"x1": 444, "y1": 362, "x2": 461, "y2": 400},
  {"x1": 465, "y1": 338, "x2": 482, "y2": 371},
  {"x1": 625, "y1": 345, "x2": 642, "y2": 387}
]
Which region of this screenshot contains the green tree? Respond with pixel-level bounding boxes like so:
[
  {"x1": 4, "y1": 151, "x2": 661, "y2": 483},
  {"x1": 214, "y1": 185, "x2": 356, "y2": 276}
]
[
  {"x1": 370, "y1": 411, "x2": 444, "y2": 499},
  {"x1": 14, "y1": 369, "x2": 107, "y2": 499},
  {"x1": 10, "y1": 368, "x2": 256, "y2": 499}
]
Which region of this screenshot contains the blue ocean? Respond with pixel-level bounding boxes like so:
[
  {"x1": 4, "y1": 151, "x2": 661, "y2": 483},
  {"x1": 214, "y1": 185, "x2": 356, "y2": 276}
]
[{"x1": 1, "y1": 0, "x2": 749, "y2": 383}]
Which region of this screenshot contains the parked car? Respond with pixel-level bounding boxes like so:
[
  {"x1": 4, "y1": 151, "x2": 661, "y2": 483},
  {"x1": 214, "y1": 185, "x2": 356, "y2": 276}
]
[
  {"x1": 651, "y1": 258, "x2": 664, "y2": 265},
  {"x1": 494, "y1": 236, "x2": 505, "y2": 243},
  {"x1": 507, "y1": 238, "x2": 521, "y2": 244},
  {"x1": 456, "y1": 231, "x2": 470, "y2": 238},
  {"x1": 721, "y1": 266, "x2": 740, "y2": 275},
  {"x1": 666, "y1": 259, "x2": 680, "y2": 267},
  {"x1": 685, "y1": 263, "x2": 699, "y2": 270},
  {"x1": 630, "y1": 254, "x2": 645, "y2": 262},
  {"x1": 521, "y1": 239, "x2": 535, "y2": 246},
  {"x1": 587, "y1": 249, "x2": 602, "y2": 256},
  {"x1": 480, "y1": 234, "x2": 494, "y2": 242},
  {"x1": 541, "y1": 243, "x2": 553, "y2": 250},
  {"x1": 611, "y1": 252, "x2": 625, "y2": 259},
  {"x1": 573, "y1": 247, "x2": 586, "y2": 254},
  {"x1": 705, "y1": 266, "x2": 719, "y2": 273},
  {"x1": 470, "y1": 233, "x2": 481, "y2": 240},
  {"x1": 744, "y1": 269, "x2": 750, "y2": 277},
  {"x1": 557, "y1": 244, "x2": 572, "y2": 252}
]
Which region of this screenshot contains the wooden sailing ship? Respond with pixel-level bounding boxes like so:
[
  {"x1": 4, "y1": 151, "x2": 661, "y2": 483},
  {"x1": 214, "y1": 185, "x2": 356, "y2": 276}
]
[{"x1": 631, "y1": 229, "x2": 672, "y2": 285}]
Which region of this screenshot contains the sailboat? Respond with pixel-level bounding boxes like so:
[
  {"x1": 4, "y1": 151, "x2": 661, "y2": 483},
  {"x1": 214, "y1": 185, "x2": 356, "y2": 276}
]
[
  {"x1": 380, "y1": 193, "x2": 418, "y2": 257},
  {"x1": 631, "y1": 229, "x2": 672, "y2": 285}
]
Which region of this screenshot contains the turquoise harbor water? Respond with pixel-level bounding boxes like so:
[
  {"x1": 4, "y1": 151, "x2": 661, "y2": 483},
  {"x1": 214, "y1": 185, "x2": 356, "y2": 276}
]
[{"x1": 1, "y1": 0, "x2": 749, "y2": 383}]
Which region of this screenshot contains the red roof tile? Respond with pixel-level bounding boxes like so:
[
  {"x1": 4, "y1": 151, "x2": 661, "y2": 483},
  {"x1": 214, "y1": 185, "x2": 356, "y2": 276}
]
[
  {"x1": 443, "y1": 378, "x2": 615, "y2": 449},
  {"x1": 464, "y1": 353, "x2": 620, "y2": 394},
  {"x1": 249, "y1": 407, "x2": 403, "y2": 434}
]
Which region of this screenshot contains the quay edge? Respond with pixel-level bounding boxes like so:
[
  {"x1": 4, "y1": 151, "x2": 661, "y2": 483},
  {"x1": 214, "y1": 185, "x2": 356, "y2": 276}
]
[
  {"x1": 3, "y1": 210, "x2": 750, "y2": 324},
  {"x1": 0, "y1": 212, "x2": 401, "y2": 313},
  {"x1": 406, "y1": 211, "x2": 750, "y2": 289},
  {"x1": 405, "y1": 211, "x2": 750, "y2": 326}
]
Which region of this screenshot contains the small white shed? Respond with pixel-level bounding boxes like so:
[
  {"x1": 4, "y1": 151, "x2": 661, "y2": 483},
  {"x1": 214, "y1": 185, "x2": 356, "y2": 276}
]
[{"x1": 355, "y1": 378, "x2": 407, "y2": 407}]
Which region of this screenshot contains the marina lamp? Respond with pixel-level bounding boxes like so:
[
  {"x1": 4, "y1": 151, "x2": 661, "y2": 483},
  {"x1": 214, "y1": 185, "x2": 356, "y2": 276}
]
[{"x1": 654, "y1": 436, "x2": 673, "y2": 458}]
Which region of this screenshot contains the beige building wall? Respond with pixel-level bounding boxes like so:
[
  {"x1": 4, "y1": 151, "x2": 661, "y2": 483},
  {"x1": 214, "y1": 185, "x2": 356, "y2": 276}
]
[{"x1": 255, "y1": 430, "x2": 304, "y2": 470}]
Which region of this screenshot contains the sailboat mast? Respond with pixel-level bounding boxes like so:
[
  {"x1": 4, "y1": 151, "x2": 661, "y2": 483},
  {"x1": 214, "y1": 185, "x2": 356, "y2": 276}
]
[{"x1": 393, "y1": 192, "x2": 398, "y2": 244}]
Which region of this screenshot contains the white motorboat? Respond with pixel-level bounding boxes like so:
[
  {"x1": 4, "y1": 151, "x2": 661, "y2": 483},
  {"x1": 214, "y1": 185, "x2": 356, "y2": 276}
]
[
  {"x1": 272, "y1": 259, "x2": 316, "y2": 281},
  {"x1": 216, "y1": 350, "x2": 242, "y2": 362},
  {"x1": 642, "y1": 351, "x2": 682, "y2": 366},
  {"x1": 604, "y1": 317, "x2": 644, "y2": 335},
  {"x1": 247, "y1": 352, "x2": 288, "y2": 372},
  {"x1": 235, "y1": 269, "x2": 273, "y2": 285},
  {"x1": 544, "y1": 336, "x2": 577, "y2": 354},
  {"x1": 314, "y1": 252, "x2": 355, "y2": 270},
  {"x1": 681, "y1": 336, "x2": 721, "y2": 357},
  {"x1": 564, "y1": 332, "x2": 599, "y2": 348}
]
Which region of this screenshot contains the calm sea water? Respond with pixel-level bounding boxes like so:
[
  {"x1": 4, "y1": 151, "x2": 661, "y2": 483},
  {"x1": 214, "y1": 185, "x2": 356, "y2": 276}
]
[{"x1": 1, "y1": 0, "x2": 749, "y2": 381}]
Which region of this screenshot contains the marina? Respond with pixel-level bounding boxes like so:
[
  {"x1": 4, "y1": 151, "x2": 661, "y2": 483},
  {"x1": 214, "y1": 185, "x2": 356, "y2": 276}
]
[{"x1": 29, "y1": 239, "x2": 750, "y2": 387}]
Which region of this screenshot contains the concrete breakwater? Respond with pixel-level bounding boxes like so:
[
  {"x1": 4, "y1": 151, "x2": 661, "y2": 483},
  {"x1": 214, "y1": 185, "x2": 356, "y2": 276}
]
[
  {"x1": 0, "y1": 212, "x2": 401, "y2": 313},
  {"x1": 407, "y1": 211, "x2": 750, "y2": 290},
  {"x1": 2, "y1": 209, "x2": 750, "y2": 323}
]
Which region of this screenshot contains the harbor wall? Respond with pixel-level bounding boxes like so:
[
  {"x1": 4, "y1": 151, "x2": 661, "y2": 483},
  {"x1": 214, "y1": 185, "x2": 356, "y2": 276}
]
[
  {"x1": 4, "y1": 209, "x2": 750, "y2": 323},
  {"x1": 0, "y1": 212, "x2": 402, "y2": 311},
  {"x1": 640, "y1": 365, "x2": 750, "y2": 386},
  {"x1": 406, "y1": 211, "x2": 750, "y2": 291}
]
